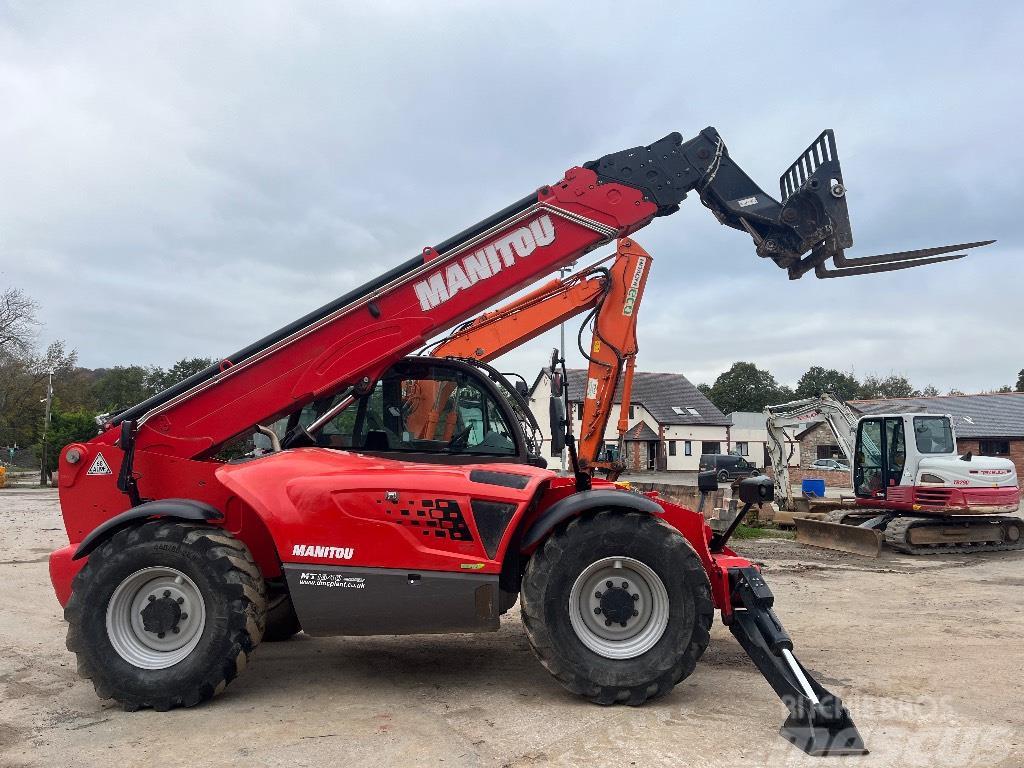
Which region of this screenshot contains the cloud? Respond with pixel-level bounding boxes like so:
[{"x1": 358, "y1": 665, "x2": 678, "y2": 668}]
[{"x1": 1, "y1": 1, "x2": 1021, "y2": 395}]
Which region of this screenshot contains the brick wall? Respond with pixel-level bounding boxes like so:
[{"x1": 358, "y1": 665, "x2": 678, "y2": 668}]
[
  {"x1": 765, "y1": 466, "x2": 851, "y2": 490},
  {"x1": 956, "y1": 438, "x2": 1024, "y2": 482},
  {"x1": 797, "y1": 423, "x2": 844, "y2": 469}
]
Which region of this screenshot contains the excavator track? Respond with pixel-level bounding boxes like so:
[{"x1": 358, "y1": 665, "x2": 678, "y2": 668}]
[{"x1": 884, "y1": 515, "x2": 1024, "y2": 555}]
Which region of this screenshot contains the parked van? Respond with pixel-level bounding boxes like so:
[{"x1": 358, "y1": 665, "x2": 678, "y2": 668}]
[{"x1": 699, "y1": 453, "x2": 759, "y2": 482}]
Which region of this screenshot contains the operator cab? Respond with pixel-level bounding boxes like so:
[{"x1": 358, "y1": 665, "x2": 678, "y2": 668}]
[
  {"x1": 854, "y1": 413, "x2": 953, "y2": 499},
  {"x1": 282, "y1": 357, "x2": 545, "y2": 467}
]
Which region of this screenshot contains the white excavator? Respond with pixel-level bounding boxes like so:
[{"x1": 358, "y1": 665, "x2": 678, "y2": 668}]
[{"x1": 765, "y1": 395, "x2": 1021, "y2": 555}]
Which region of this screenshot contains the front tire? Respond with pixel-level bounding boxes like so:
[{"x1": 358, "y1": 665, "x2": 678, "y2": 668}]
[
  {"x1": 520, "y1": 511, "x2": 713, "y2": 705},
  {"x1": 65, "y1": 521, "x2": 266, "y2": 710}
]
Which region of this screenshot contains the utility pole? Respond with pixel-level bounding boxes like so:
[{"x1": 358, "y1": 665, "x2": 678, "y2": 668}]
[{"x1": 39, "y1": 369, "x2": 53, "y2": 486}]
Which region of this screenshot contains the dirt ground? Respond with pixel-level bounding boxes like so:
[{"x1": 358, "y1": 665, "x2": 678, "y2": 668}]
[{"x1": 1, "y1": 488, "x2": 1021, "y2": 768}]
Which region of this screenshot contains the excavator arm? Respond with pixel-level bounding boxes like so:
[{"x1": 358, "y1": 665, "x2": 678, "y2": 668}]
[
  {"x1": 764, "y1": 395, "x2": 860, "y2": 511},
  {"x1": 427, "y1": 238, "x2": 652, "y2": 477}
]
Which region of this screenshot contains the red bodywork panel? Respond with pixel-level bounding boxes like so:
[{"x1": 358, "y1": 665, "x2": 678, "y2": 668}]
[
  {"x1": 858, "y1": 484, "x2": 1020, "y2": 515},
  {"x1": 51, "y1": 445, "x2": 744, "y2": 618}
]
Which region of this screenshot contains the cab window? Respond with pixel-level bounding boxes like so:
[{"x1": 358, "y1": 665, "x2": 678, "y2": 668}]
[
  {"x1": 304, "y1": 362, "x2": 517, "y2": 456},
  {"x1": 913, "y1": 416, "x2": 954, "y2": 454},
  {"x1": 855, "y1": 419, "x2": 884, "y2": 497}
]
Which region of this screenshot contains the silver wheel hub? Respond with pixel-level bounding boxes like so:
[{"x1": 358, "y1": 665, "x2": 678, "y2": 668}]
[
  {"x1": 106, "y1": 567, "x2": 207, "y2": 669},
  {"x1": 568, "y1": 556, "x2": 669, "y2": 659}
]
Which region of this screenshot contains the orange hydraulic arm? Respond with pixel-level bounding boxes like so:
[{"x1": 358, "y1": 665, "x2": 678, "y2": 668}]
[{"x1": 426, "y1": 237, "x2": 652, "y2": 476}]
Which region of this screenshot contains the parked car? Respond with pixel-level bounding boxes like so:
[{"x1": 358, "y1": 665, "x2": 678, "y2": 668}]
[
  {"x1": 699, "y1": 454, "x2": 760, "y2": 482},
  {"x1": 810, "y1": 458, "x2": 850, "y2": 472}
]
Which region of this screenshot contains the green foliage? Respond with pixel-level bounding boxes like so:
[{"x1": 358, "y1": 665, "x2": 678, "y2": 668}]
[
  {"x1": 89, "y1": 365, "x2": 159, "y2": 413},
  {"x1": 1017, "y1": 369, "x2": 1024, "y2": 393},
  {"x1": 704, "y1": 362, "x2": 788, "y2": 414},
  {"x1": 37, "y1": 408, "x2": 99, "y2": 472},
  {"x1": 857, "y1": 374, "x2": 918, "y2": 399},
  {"x1": 148, "y1": 357, "x2": 216, "y2": 392},
  {"x1": 795, "y1": 366, "x2": 860, "y2": 401}
]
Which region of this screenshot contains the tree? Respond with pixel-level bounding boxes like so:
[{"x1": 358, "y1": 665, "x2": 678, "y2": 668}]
[
  {"x1": 90, "y1": 366, "x2": 159, "y2": 413},
  {"x1": 920, "y1": 385, "x2": 940, "y2": 397},
  {"x1": 1017, "y1": 369, "x2": 1024, "y2": 393},
  {"x1": 148, "y1": 357, "x2": 216, "y2": 392},
  {"x1": 947, "y1": 389, "x2": 966, "y2": 396},
  {"x1": 795, "y1": 366, "x2": 860, "y2": 401},
  {"x1": 703, "y1": 362, "x2": 787, "y2": 414},
  {"x1": 995, "y1": 385, "x2": 1012, "y2": 393},
  {"x1": 857, "y1": 374, "x2": 918, "y2": 400},
  {"x1": 0, "y1": 287, "x2": 40, "y2": 356},
  {"x1": 37, "y1": 407, "x2": 99, "y2": 473}
]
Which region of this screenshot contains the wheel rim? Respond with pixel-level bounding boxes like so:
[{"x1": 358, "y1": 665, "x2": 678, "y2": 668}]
[
  {"x1": 105, "y1": 566, "x2": 207, "y2": 670},
  {"x1": 568, "y1": 556, "x2": 669, "y2": 659}
]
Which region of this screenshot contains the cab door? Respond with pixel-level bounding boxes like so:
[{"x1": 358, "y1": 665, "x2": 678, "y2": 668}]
[
  {"x1": 854, "y1": 418, "x2": 886, "y2": 499},
  {"x1": 855, "y1": 417, "x2": 908, "y2": 499}
]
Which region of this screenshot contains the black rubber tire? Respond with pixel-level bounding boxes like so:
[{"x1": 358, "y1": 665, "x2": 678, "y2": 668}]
[
  {"x1": 520, "y1": 510, "x2": 714, "y2": 706},
  {"x1": 65, "y1": 521, "x2": 266, "y2": 710},
  {"x1": 718, "y1": 470, "x2": 729, "y2": 482},
  {"x1": 263, "y1": 584, "x2": 302, "y2": 641}
]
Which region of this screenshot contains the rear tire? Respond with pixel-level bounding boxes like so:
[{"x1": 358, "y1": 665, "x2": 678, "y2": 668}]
[
  {"x1": 718, "y1": 470, "x2": 729, "y2": 482},
  {"x1": 520, "y1": 511, "x2": 713, "y2": 705},
  {"x1": 65, "y1": 521, "x2": 266, "y2": 710}
]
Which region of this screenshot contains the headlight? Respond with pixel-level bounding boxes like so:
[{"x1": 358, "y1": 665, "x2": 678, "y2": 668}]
[{"x1": 919, "y1": 473, "x2": 945, "y2": 484}]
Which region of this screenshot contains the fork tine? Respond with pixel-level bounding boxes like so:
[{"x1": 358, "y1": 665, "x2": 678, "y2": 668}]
[
  {"x1": 833, "y1": 240, "x2": 994, "y2": 268},
  {"x1": 816, "y1": 253, "x2": 965, "y2": 279}
]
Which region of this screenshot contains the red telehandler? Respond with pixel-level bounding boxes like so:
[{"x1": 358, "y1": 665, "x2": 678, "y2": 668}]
[{"x1": 50, "y1": 128, "x2": 992, "y2": 756}]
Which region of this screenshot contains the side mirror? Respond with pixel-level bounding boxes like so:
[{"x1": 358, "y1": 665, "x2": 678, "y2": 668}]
[
  {"x1": 738, "y1": 474, "x2": 774, "y2": 505},
  {"x1": 514, "y1": 380, "x2": 529, "y2": 398},
  {"x1": 549, "y1": 396, "x2": 565, "y2": 454},
  {"x1": 697, "y1": 470, "x2": 719, "y2": 493}
]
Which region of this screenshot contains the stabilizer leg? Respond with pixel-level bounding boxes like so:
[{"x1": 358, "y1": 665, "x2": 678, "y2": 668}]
[{"x1": 726, "y1": 567, "x2": 868, "y2": 756}]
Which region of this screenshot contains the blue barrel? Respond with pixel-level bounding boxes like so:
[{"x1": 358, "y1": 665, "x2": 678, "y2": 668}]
[{"x1": 802, "y1": 478, "x2": 826, "y2": 498}]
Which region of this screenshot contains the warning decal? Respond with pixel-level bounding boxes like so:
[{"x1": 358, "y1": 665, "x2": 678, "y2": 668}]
[{"x1": 87, "y1": 453, "x2": 112, "y2": 476}]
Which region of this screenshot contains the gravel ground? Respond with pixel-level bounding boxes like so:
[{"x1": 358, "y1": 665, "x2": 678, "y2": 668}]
[{"x1": 1, "y1": 488, "x2": 1022, "y2": 767}]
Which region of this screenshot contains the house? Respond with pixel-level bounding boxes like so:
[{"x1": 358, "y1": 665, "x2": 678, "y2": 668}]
[
  {"x1": 529, "y1": 369, "x2": 730, "y2": 472},
  {"x1": 728, "y1": 411, "x2": 801, "y2": 469},
  {"x1": 850, "y1": 392, "x2": 1024, "y2": 479},
  {"x1": 793, "y1": 421, "x2": 844, "y2": 468}
]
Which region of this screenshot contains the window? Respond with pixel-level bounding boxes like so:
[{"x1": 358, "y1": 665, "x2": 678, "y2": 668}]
[
  {"x1": 702, "y1": 441, "x2": 721, "y2": 455},
  {"x1": 629, "y1": 405, "x2": 635, "y2": 419},
  {"x1": 672, "y1": 406, "x2": 685, "y2": 415},
  {"x1": 885, "y1": 417, "x2": 906, "y2": 486},
  {"x1": 668, "y1": 440, "x2": 677, "y2": 456},
  {"x1": 736, "y1": 441, "x2": 749, "y2": 456},
  {"x1": 687, "y1": 408, "x2": 700, "y2": 417},
  {"x1": 576, "y1": 402, "x2": 584, "y2": 420},
  {"x1": 980, "y1": 440, "x2": 1010, "y2": 456},
  {"x1": 855, "y1": 419, "x2": 884, "y2": 497},
  {"x1": 602, "y1": 442, "x2": 619, "y2": 461},
  {"x1": 913, "y1": 416, "x2": 955, "y2": 454},
  {"x1": 816, "y1": 444, "x2": 842, "y2": 460},
  {"x1": 684, "y1": 440, "x2": 692, "y2": 456},
  {"x1": 296, "y1": 361, "x2": 517, "y2": 457}
]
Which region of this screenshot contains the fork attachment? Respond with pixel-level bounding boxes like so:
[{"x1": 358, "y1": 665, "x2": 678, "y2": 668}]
[{"x1": 726, "y1": 567, "x2": 868, "y2": 756}]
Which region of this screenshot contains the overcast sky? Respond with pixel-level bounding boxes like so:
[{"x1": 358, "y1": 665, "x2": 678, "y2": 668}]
[{"x1": 2, "y1": 1, "x2": 1021, "y2": 393}]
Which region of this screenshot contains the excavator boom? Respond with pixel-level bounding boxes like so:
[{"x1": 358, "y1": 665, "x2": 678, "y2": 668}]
[{"x1": 428, "y1": 238, "x2": 652, "y2": 476}]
